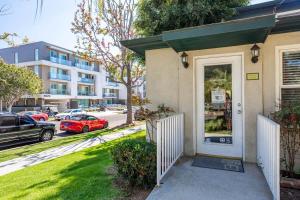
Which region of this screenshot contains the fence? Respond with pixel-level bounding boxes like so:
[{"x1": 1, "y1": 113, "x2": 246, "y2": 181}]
[
  {"x1": 156, "y1": 113, "x2": 184, "y2": 186},
  {"x1": 257, "y1": 114, "x2": 280, "y2": 200}
]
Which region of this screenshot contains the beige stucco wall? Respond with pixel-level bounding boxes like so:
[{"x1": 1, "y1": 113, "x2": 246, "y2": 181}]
[
  {"x1": 146, "y1": 31, "x2": 300, "y2": 163},
  {"x1": 146, "y1": 49, "x2": 180, "y2": 112},
  {"x1": 263, "y1": 31, "x2": 300, "y2": 114}
]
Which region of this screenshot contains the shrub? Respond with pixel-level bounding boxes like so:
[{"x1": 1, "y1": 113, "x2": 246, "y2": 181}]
[
  {"x1": 111, "y1": 139, "x2": 156, "y2": 188},
  {"x1": 205, "y1": 118, "x2": 224, "y2": 132},
  {"x1": 272, "y1": 101, "x2": 300, "y2": 178}
]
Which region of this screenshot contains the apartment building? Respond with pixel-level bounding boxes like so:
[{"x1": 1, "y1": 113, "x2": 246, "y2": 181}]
[{"x1": 0, "y1": 41, "x2": 127, "y2": 111}]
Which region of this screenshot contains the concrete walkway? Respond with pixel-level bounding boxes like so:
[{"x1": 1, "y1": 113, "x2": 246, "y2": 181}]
[
  {"x1": 0, "y1": 125, "x2": 145, "y2": 176},
  {"x1": 147, "y1": 157, "x2": 272, "y2": 200}
]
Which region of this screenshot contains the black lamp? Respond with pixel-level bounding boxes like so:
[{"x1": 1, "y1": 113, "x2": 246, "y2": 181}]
[
  {"x1": 251, "y1": 44, "x2": 260, "y2": 63},
  {"x1": 181, "y1": 52, "x2": 189, "y2": 68}
]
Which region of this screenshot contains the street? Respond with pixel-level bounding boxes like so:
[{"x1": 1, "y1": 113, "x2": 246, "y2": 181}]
[{"x1": 53, "y1": 111, "x2": 127, "y2": 138}]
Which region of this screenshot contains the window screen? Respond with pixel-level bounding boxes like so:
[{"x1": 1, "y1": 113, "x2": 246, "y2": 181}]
[{"x1": 281, "y1": 51, "x2": 300, "y2": 103}]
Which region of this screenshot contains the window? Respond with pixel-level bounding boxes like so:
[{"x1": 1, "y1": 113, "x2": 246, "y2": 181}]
[
  {"x1": 35, "y1": 49, "x2": 39, "y2": 61},
  {"x1": 14, "y1": 52, "x2": 18, "y2": 64},
  {"x1": 87, "y1": 116, "x2": 97, "y2": 120},
  {"x1": 20, "y1": 116, "x2": 35, "y2": 125},
  {"x1": 59, "y1": 54, "x2": 67, "y2": 60},
  {"x1": 280, "y1": 50, "x2": 300, "y2": 103},
  {"x1": 0, "y1": 116, "x2": 16, "y2": 126},
  {"x1": 50, "y1": 50, "x2": 58, "y2": 58}
]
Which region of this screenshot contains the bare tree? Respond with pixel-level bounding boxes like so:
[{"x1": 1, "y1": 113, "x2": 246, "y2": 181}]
[{"x1": 72, "y1": 0, "x2": 145, "y2": 124}]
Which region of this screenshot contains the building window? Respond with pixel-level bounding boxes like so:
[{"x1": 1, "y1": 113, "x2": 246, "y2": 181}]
[
  {"x1": 50, "y1": 50, "x2": 58, "y2": 58},
  {"x1": 35, "y1": 49, "x2": 39, "y2": 61},
  {"x1": 280, "y1": 50, "x2": 300, "y2": 103},
  {"x1": 14, "y1": 52, "x2": 18, "y2": 64}
]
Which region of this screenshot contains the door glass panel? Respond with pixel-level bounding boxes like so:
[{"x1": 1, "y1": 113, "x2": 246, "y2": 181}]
[{"x1": 204, "y1": 64, "x2": 232, "y2": 144}]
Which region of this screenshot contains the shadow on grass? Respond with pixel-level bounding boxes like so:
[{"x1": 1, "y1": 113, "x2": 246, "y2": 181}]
[
  {"x1": 0, "y1": 124, "x2": 136, "y2": 163},
  {"x1": 15, "y1": 132, "x2": 146, "y2": 200}
]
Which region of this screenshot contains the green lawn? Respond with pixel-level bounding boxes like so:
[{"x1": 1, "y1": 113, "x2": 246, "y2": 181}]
[
  {"x1": 0, "y1": 131, "x2": 146, "y2": 200},
  {"x1": 0, "y1": 126, "x2": 130, "y2": 163}
]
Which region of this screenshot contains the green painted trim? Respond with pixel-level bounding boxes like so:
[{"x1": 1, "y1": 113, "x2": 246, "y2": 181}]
[
  {"x1": 162, "y1": 14, "x2": 275, "y2": 41},
  {"x1": 121, "y1": 14, "x2": 276, "y2": 55}
]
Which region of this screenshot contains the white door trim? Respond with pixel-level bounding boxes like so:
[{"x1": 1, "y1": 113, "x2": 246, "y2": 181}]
[{"x1": 192, "y1": 52, "x2": 245, "y2": 160}]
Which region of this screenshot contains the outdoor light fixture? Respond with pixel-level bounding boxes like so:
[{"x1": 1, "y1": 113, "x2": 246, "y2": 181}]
[
  {"x1": 181, "y1": 52, "x2": 189, "y2": 68},
  {"x1": 251, "y1": 43, "x2": 260, "y2": 63}
]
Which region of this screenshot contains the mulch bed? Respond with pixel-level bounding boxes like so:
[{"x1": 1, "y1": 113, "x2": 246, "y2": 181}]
[
  {"x1": 281, "y1": 187, "x2": 300, "y2": 200},
  {"x1": 106, "y1": 166, "x2": 152, "y2": 200}
]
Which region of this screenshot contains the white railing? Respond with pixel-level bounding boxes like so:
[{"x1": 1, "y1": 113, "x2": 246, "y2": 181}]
[
  {"x1": 257, "y1": 114, "x2": 280, "y2": 200},
  {"x1": 156, "y1": 113, "x2": 184, "y2": 186}
]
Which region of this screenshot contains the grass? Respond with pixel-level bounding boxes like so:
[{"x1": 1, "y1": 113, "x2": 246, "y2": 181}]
[
  {"x1": 0, "y1": 131, "x2": 146, "y2": 200},
  {"x1": 0, "y1": 126, "x2": 131, "y2": 163}
]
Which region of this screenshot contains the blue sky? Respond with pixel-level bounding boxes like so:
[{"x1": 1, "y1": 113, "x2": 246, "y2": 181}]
[{"x1": 0, "y1": 0, "x2": 270, "y2": 50}]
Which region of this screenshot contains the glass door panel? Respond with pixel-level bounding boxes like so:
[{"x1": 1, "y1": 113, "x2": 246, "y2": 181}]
[{"x1": 204, "y1": 64, "x2": 232, "y2": 144}]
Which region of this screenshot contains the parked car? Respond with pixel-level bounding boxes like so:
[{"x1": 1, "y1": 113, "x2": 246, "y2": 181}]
[
  {"x1": 18, "y1": 111, "x2": 49, "y2": 121},
  {"x1": 0, "y1": 113, "x2": 56, "y2": 149},
  {"x1": 60, "y1": 114, "x2": 108, "y2": 133},
  {"x1": 41, "y1": 104, "x2": 59, "y2": 116},
  {"x1": 55, "y1": 109, "x2": 86, "y2": 121}
]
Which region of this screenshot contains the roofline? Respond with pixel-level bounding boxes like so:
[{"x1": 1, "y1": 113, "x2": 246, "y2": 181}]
[
  {"x1": 121, "y1": 14, "x2": 276, "y2": 56},
  {"x1": 162, "y1": 14, "x2": 275, "y2": 35},
  {"x1": 236, "y1": 0, "x2": 279, "y2": 12}
]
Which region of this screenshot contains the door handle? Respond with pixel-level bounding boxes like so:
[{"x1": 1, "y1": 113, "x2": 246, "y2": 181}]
[{"x1": 237, "y1": 110, "x2": 242, "y2": 114}]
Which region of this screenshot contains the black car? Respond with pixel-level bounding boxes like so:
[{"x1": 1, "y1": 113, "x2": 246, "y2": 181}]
[{"x1": 0, "y1": 113, "x2": 56, "y2": 149}]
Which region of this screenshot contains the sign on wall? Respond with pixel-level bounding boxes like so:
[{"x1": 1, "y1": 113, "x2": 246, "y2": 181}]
[{"x1": 246, "y1": 73, "x2": 259, "y2": 80}]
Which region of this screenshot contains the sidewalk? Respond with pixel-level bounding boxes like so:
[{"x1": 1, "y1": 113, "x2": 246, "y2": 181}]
[{"x1": 0, "y1": 125, "x2": 145, "y2": 176}]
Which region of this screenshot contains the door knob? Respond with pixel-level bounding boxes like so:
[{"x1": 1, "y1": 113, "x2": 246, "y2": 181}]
[{"x1": 237, "y1": 110, "x2": 242, "y2": 114}]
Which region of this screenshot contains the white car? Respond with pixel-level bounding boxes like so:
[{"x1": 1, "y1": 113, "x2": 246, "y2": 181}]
[{"x1": 55, "y1": 109, "x2": 86, "y2": 121}]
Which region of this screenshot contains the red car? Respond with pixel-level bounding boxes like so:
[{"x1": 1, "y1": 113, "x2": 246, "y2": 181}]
[
  {"x1": 18, "y1": 111, "x2": 49, "y2": 121},
  {"x1": 60, "y1": 114, "x2": 108, "y2": 133}
]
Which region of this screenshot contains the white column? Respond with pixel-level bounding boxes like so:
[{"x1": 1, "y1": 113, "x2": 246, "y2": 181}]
[{"x1": 70, "y1": 69, "x2": 78, "y2": 98}]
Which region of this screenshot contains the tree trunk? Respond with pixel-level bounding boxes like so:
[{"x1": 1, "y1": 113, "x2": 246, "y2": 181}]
[
  {"x1": 126, "y1": 66, "x2": 133, "y2": 124},
  {"x1": 7, "y1": 103, "x2": 12, "y2": 113}
]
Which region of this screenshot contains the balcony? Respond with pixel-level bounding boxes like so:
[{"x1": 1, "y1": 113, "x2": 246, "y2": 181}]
[
  {"x1": 47, "y1": 89, "x2": 70, "y2": 95},
  {"x1": 106, "y1": 81, "x2": 119, "y2": 87},
  {"x1": 78, "y1": 91, "x2": 96, "y2": 96},
  {"x1": 103, "y1": 93, "x2": 117, "y2": 98},
  {"x1": 78, "y1": 77, "x2": 95, "y2": 84},
  {"x1": 50, "y1": 56, "x2": 72, "y2": 66},
  {"x1": 75, "y1": 62, "x2": 93, "y2": 71},
  {"x1": 49, "y1": 72, "x2": 71, "y2": 81}
]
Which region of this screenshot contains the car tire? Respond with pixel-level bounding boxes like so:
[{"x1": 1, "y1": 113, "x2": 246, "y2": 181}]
[
  {"x1": 65, "y1": 115, "x2": 70, "y2": 120},
  {"x1": 39, "y1": 117, "x2": 45, "y2": 121},
  {"x1": 103, "y1": 122, "x2": 108, "y2": 129},
  {"x1": 82, "y1": 126, "x2": 89, "y2": 133},
  {"x1": 40, "y1": 130, "x2": 54, "y2": 142}
]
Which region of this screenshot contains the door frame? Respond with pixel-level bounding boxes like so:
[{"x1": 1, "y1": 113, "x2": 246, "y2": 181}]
[{"x1": 192, "y1": 52, "x2": 245, "y2": 161}]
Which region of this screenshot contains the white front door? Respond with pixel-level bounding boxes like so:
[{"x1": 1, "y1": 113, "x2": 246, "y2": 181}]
[{"x1": 196, "y1": 55, "x2": 243, "y2": 158}]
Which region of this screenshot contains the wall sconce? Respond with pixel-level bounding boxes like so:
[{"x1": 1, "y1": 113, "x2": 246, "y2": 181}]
[
  {"x1": 181, "y1": 52, "x2": 189, "y2": 68},
  {"x1": 251, "y1": 44, "x2": 260, "y2": 63}
]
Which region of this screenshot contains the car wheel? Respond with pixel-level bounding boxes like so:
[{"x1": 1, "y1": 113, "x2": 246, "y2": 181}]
[
  {"x1": 39, "y1": 117, "x2": 45, "y2": 121},
  {"x1": 65, "y1": 115, "x2": 70, "y2": 120},
  {"x1": 82, "y1": 126, "x2": 89, "y2": 133},
  {"x1": 103, "y1": 122, "x2": 108, "y2": 129},
  {"x1": 40, "y1": 130, "x2": 54, "y2": 141}
]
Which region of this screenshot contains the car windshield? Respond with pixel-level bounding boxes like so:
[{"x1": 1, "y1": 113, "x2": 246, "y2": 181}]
[
  {"x1": 20, "y1": 115, "x2": 36, "y2": 124},
  {"x1": 63, "y1": 109, "x2": 73, "y2": 113},
  {"x1": 70, "y1": 115, "x2": 83, "y2": 121}
]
